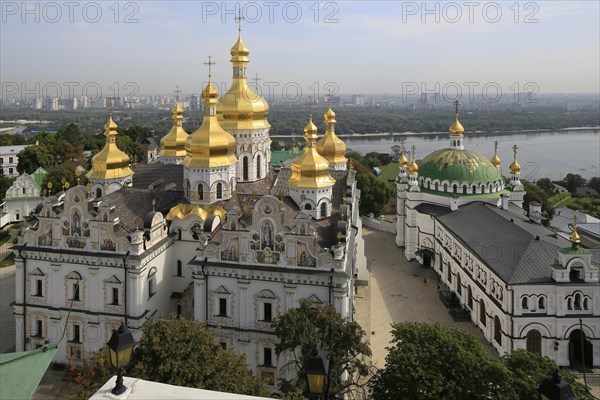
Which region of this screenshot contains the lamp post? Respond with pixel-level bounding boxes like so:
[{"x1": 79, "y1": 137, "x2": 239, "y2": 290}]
[
  {"x1": 538, "y1": 370, "x2": 575, "y2": 400},
  {"x1": 305, "y1": 347, "x2": 328, "y2": 399},
  {"x1": 107, "y1": 323, "x2": 136, "y2": 395}
]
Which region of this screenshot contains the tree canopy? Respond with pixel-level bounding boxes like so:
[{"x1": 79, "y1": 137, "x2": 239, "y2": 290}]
[
  {"x1": 356, "y1": 173, "x2": 395, "y2": 217},
  {"x1": 371, "y1": 322, "x2": 516, "y2": 400},
  {"x1": 71, "y1": 319, "x2": 268, "y2": 400},
  {"x1": 273, "y1": 300, "x2": 373, "y2": 399}
]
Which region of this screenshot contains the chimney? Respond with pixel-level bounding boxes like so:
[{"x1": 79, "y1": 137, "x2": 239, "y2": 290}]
[
  {"x1": 501, "y1": 194, "x2": 509, "y2": 210},
  {"x1": 529, "y1": 201, "x2": 542, "y2": 224}
]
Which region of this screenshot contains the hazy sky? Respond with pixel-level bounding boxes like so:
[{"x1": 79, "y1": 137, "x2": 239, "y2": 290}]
[{"x1": 1, "y1": 1, "x2": 599, "y2": 100}]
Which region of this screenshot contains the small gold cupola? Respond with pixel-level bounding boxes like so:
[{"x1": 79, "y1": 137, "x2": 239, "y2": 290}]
[
  {"x1": 510, "y1": 144, "x2": 521, "y2": 174},
  {"x1": 316, "y1": 104, "x2": 348, "y2": 168},
  {"x1": 408, "y1": 146, "x2": 419, "y2": 175},
  {"x1": 87, "y1": 114, "x2": 134, "y2": 181},
  {"x1": 159, "y1": 100, "x2": 189, "y2": 158},
  {"x1": 288, "y1": 115, "x2": 336, "y2": 189},
  {"x1": 183, "y1": 64, "x2": 237, "y2": 169},
  {"x1": 570, "y1": 214, "x2": 581, "y2": 245},
  {"x1": 398, "y1": 146, "x2": 409, "y2": 168},
  {"x1": 491, "y1": 140, "x2": 501, "y2": 168},
  {"x1": 216, "y1": 23, "x2": 270, "y2": 131}
]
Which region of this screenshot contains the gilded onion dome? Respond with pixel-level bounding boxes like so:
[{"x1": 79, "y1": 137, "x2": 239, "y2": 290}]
[
  {"x1": 510, "y1": 145, "x2": 521, "y2": 174},
  {"x1": 449, "y1": 111, "x2": 464, "y2": 136},
  {"x1": 316, "y1": 105, "x2": 347, "y2": 164},
  {"x1": 408, "y1": 151, "x2": 419, "y2": 175},
  {"x1": 216, "y1": 33, "x2": 270, "y2": 130},
  {"x1": 491, "y1": 141, "x2": 501, "y2": 168},
  {"x1": 288, "y1": 116, "x2": 336, "y2": 189},
  {"x1": 570, "y1": 215, "x2": 581, "y2": 244},
  {"x1": 86, "y1": 115, "x2": 134, "y2": 180},
  {"x1": 183, "y1": 77, "x2": 237, "y2": 168},
  {"x1": 398, "y1": 147, "x2": 409, "y2": 168},
  {"x1": 159, "y1": 101, "x2": 189, "y2": 158}
]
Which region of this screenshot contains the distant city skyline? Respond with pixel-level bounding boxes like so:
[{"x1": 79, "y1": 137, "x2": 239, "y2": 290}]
[{"x1": 1, "y1": 1, "x2": 599, "y2": 100}]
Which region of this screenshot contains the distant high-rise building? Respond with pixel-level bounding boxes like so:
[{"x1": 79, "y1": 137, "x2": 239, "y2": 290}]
[
  {"x1": 79, "y1": 96, "x2": 91, "y2": 109},
  {"x1": 33, "y1": 98, "x2": 43, "y2": 110},
  {"x1": 351, "y1": 94, "x2": 364, "y2": 106},
  {"x1": 190, "y1": 94, "x2": 200, "y2": 111},
  {"x1": 45, "y1": 97, "x2": 59, "y2": 111}
]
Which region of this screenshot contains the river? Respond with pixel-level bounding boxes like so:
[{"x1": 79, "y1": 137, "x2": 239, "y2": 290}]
[{"x1": 336, "y1": 129, "x2": 600, "y2": 181}]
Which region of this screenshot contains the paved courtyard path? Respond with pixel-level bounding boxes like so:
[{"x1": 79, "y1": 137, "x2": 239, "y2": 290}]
[{"x1": 355, "y1": 228, "x2": 497, "y2": 368}]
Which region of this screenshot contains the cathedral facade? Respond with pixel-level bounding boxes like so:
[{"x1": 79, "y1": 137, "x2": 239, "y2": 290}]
[
  {"x1": 395, "y1": 106, "x2": 599, "y2": 369},
  {"x1": 12, "y1": 30, "x2": 367, "y2": 389}
]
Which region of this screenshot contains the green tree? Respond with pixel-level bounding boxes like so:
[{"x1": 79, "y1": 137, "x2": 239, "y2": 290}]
[
  {"x1": 588, "y1": 176, "x2": 600, "y2": 193},
  {"x1": 70, "y1": 319, "x2": 268, "y2": 400},
  {"x1": 134, "y1": 319, "x2": 268, "y2": 396},
  {"x1": 273, "y1": 300, "x2": 373, "y2": 399},
  {"x1": 536, "y1": 178, "x2": 554, "y2": 195},
  {"x1": 502, "y1": 350, "x2": 594, "y2": 400},
  {"x1": 271, "y1": 140, "x2": 283, "y2": 151},
  {"x1": 42, "y1": 165, "x2": 86, "y2": 195},
  {"x1": 0, "y1": 134, "x2": 26, "y2": 146},
  {"x1": 57, "y1": 123, "x2": 83, "y2": 146},
  {"x1": 0, "y1": 170, "x2": 15, "y2": 200},
  {"x1": 356, "y1": 173, "x2": 394, "y2": 217},
  {"x1": 371, "y1": 323, "x2": 517, "y2": 400},
  {"x1": 562, "y1": 173, "x2": 587, "y2": 193},
  {"x1": 523, "y1": 180, "x2": 555, "y2": 225},
  {"x1": 28, "y1": 131, "x2": 57, "y2": 147},
  {"x1": 16, "y1": 145, "x2": 53, "y2": 174}
]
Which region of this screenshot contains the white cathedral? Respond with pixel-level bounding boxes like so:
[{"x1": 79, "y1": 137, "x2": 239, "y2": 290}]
[
  {"x1": 12, "y1": 29, "x2": 366, "y2": 388},
  {"x1": 395, "y1": 105, "x2": 599, "y2": 370}
]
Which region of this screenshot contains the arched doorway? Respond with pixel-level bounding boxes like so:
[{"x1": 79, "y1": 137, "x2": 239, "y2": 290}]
[
  {"x1": 526, "y1": 329, "x2": 542, "y2": 355},
  {"x1": 569, "y1": 329, "x2": 593, "y2": 371}
]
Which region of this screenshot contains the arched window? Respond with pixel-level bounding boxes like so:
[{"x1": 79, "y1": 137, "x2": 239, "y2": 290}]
[
  {"x1": 197, "y1": 184, "x2": 203, "y2": 200},
  {"x1": 522, "y1": 297, "x2": 528, "y2": 309},
  {"x1": 467, "y1": 286, "x2": 473, "y2": 309},
  {"x1": 494, "y1": 316, "x2": 502, "y2": 345},
  {"x1": 456, "y1": 274, "x2": 462, "y2": 295},
  {"x1": 96, "y1": 188, "x2": 102, "y2": 198},
  {"x1": 472, "y1": 185, "x2": 476, "y2": 194},
  {"x1": 574, "y1": 293, "x2": 581, "y2": 310},
  {"x1": 435, "y1": 182, "x2": 439, "y2": 191},
  {"x1": 463, "y1": 185, "x2": 467, "y2": 194},
  {"x1": 567, "y1": 298, "x2": 572, "y2": 310},
  {"x1": 242, "y1": 156, "x2": 249, "y2": 181},
  {"x1": 583, "y1": 298, "x2": 589, "y2": 310},
  {"x1": 443, "y1": 183, "x2": 448, "y2": 192},
  {"x1": 526, "y1": 329, "x2": 542, "y2": 355},
  {"x1": 305, "y1": 204, "x2": 312, "y2": 210},
  {"x1": 256, "y1": 155, "x2": 261, "y2": 179},
  {"x1": 538, "y1": 297, "x2": 545, "y2": 310},
  {"x1": 67, "y1": 272, "x2": 82, "y2": 302},
  {"x1": 216, "y1": 183, "x2": 222, "y2": 199},
  {"x1": 480, "y1": 300, "x2": 486, "y2": 326},
  {"x1": 176, "y1": 260, "x2": 182, "y2": 277},
  {"x1": 148, "y1": 267, "x2": 157, "y2": 298},
  {"x1": 320, "y1": 202, "x2": 327, "y2": 219},
  {"x1": 453, "y1": 184, "x2": 457, "y2": 194},
  {"x1": 447, "y1": 266, "x2": 452, "y2": 283}
]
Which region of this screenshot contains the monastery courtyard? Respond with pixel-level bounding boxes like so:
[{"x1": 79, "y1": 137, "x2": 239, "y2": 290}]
[
  {"x1": 357, "y1": 228, "x2": 503, "y2": 368},
  {"x1": 356, "y1": 228, "x2": 600, "y2": 396}
]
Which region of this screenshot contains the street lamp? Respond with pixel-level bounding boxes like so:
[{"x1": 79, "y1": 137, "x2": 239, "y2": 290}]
[
  {"x1": 305, "y1": 347, "x2": 328, "y2": 399},
  {"x1": 107, "y1": 323, "x2": 136, "y2": 395},
  {"x1": 538, "y1": 370, "x2": 575, "y2": 400}
]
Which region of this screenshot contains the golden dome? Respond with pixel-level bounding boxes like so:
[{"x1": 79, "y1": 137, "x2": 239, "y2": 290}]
[
  {"x1": 288, "y1": 115, "x2": 336, "y2": 189},
  {"x1": 449, "y1": 112, "x2": 464, "y2": 136},
  {"x1": 217, "y1": 33, "x2": 270, "y2": 131},
  {"x1": 324, "y1": 106, "x2": 336, "y2": 123},
  {"x1": 159, "y1": 101, "x2": 189, "y2": 158},
  {"x1": 87, "y1": 115, "x2": 134, "y2": 180},
  {"x1": 398, "y1": 148, "x2": 409, "y2": 168},
  {"x1": 570, "y1": 215, "x2": 581, "y2": 244},
  {"x1": 408, "y1": 159, "x2": 419, "y2": 174},
  {"x1": 491, "y1": 153, "x2": 501, "y2": 168},
  {"x1": 183, "y1": 78, "x2": 237, "y2": 169},
  {"x1": 316, "y1": 105, "x2": 347, "y2": 165},
  {"x1": 165, "y1": 203, "x2": 227, "y2": 221}
]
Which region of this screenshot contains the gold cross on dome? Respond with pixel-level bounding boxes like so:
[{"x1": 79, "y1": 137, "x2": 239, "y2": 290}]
[
  {"x1": 411, "y1": 145, "x2": 416, "y2": 159},
  {"x1": 204, "y1": 55, "x2": 216, "y2": 77},
  {"x1": 494, "y1": 140, "x2": 499, "y2": 153},
  {"x1": 513, "y1": 144, "x2": 518, "y2": 158},
  {"x1": 174, "y1": 86, "x2": 181, "y2": 101},
  {"x1": 235, "y1": 8, "x2": 244, "y2": 32},
  {"x1": 453, "y1": 99, "x2": 460, "y2": 115}
]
